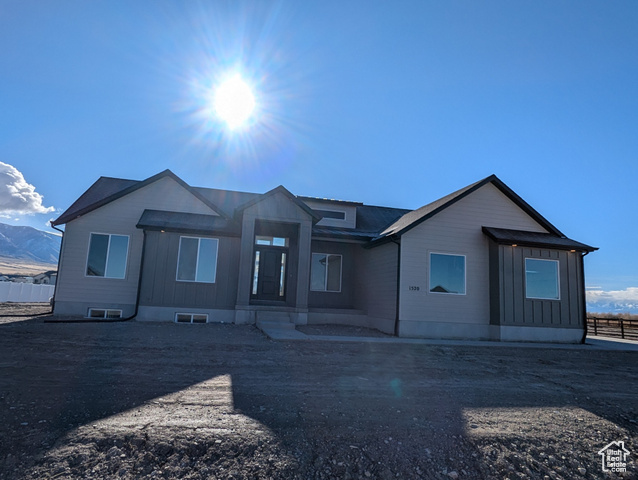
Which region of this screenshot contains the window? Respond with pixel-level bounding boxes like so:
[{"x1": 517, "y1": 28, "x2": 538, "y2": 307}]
[
  {"x1": 429, "y1": 253, "x2": 466, "y2": 295},
  {"x1": 314, "y1": 209, "x2": 346, "y2": 220},
  {"x1": 311, "y1": 253, "x2": 342, "y2": 292},
  {"x1": 86, "y1": 233, "x2": 129, "y2": 278},
  {"x1": 175, "y1": 313, "x2": 208, "y2": 324},
  {"x1": 176, "y1": 237, "x2": 218, "y2": 283},
  {"x1": 525, "y1": 258, "x2": 559, "y2": 300},
  {"x1": 255, "y1": 236, "x2": 289, "y2": 247},
  {"x1": 88, "y1": 308, "x2": 122, "y2": 319}
]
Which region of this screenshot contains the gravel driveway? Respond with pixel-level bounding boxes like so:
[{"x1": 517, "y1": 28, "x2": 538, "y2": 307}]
[{"x1": 0, "y1": 305, "x2": 636, "y2": 479}]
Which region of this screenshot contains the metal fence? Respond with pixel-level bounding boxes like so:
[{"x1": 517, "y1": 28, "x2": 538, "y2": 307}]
[
  {"x1": 587, "y1": 316, "x2": 638, "y2": 340},
  {"x1": 0, "y1": 283, "x2": 54, "y2": 303}
]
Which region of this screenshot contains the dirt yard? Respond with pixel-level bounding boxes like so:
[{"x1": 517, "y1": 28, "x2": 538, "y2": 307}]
[{"x1": 0, "y1": 304, "x2": 636, "y2": 479}]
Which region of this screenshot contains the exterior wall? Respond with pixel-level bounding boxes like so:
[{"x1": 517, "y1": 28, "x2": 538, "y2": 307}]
[
  {"x1": 356, "y1": 241, "x2": 399, "y2": 334},
  {"x1": 138, "y1": 231, "x2": 239, "y2": 310},
  {"x1": 137, "y1": 306, "x2": 235, "y2": 323},
  {"x1": 398, "y1": 183, "x2": 549, "y2": 338},
  {"x1": 308, "y1": 240, "x2": 357, "y2": 309},
  {"x1": 489, "y1": 245, "x2": 584, "y2": 329},
  {"x1": 54, "y1": 176, "x2": 218, "y2": 317}
]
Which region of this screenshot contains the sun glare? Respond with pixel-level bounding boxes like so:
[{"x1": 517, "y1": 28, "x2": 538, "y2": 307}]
[{"x1": 214, "y1": 74, "x2": 256, "y2": 130}]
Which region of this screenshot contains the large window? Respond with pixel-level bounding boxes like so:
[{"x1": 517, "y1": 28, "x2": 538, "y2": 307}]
[
  {"x1": 525, "y1": 258, "x2": 559, "y2": 300},
  {"x1": 311, "y1": 253, "x2": 342, "y2": 292},
  {"x1": 176, "y1": 237, "x2": 219, "y2": 283},
  {"x1": 429, "y1": 253, "x2": 466, "y2": 295},
  {"x1": 86, "y1": 233, "x2": 129, "y2": 278}
]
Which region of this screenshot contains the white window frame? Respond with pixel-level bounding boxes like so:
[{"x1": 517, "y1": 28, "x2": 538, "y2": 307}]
[
  {"x1": 87, "y1": 308, "x2": 122, "y2": 319},
  {"x1": 310, "y1": 253, "x2": 343, "y2": 293},
  {"x1": 176, "y1": 236, "x2": 219, "y2": 284},
  {"x1": 429, "y1": 252, "x2": 467, "y2": 296},
  {"x1": 525, "y1": 258, "x2": 560, "y2": 300},
  {"x1": 175, "y1": 313, "x2": 209, "y2": 324},
  {"x1": 85, "y1": 233, "x2": 130, "y2": 279}
]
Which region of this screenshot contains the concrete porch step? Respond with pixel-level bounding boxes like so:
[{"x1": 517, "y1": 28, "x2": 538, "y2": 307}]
[{"x1": 255, "y1": 311, "x2": 308, "y2": 340}]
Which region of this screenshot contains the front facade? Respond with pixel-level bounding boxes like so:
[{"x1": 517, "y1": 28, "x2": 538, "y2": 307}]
[{"x1": 52, "y1": 170, "x2": 596, "y2": 342}]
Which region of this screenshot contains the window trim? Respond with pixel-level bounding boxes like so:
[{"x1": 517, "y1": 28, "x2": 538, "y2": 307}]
[
  {"x1": 87, "y1": 308, "x2": 122, "y2": 319},
  {"x1": 428, "y1": 252, "x2": 467, "y2": 296},
  {"x1": 176, "y1": 236, "x2": 219, "y2": 284},
  {"x1": 310, "y1": 253, "x2": 343, "y2": 293},
  {"x1": 85, "y1": 233, "x2": 130, "y2": 279},
  {"x1": 175, "y1": 313, "x2": 209, "y2": 324},
  {"x1": 525, "y1": 257, "x2": 560, "y2": 300}
]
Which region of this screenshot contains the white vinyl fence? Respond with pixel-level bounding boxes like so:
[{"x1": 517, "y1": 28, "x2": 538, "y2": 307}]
[{"x1": 0, "y1": 283, "x2": 54, "y2": 303}]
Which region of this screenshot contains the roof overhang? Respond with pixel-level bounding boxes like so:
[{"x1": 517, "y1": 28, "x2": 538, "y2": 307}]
[
  {"x1": 136, "y1": 210, "x2": 240, "y2": 236},
  {"x1": 482, "y1": 226, "x2": 598, "y2": 253}
]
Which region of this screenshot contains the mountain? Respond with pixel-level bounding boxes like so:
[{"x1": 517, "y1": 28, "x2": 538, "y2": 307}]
[
  {"x1": 586, "y1": 301, "x2": 638, "y2": 315},
  {"x1": 0, "y1": 223, "x2": 61, "y2": 265}
]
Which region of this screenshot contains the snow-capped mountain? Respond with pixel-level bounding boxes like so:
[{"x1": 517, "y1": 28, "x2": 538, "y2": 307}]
[{"x1": 0, "y1": 222, "x2": 60, "y2": 265}]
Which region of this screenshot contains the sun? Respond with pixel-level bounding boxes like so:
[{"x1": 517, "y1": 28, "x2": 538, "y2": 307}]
[{"x1": 214, "y1": 74, "x2": 256, "y2": 130}]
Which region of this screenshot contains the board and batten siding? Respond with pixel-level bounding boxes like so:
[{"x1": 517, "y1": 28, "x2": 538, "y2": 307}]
[
  {"x1": 308, "y1": 240, "x2": 357, "y2": 309},
  {"x1": 399, "y1": 183, "x2": 549, "y2": 335},
  {"x1": 491, "y1": 245, "x2": 584, "y2": 328},
  {"x1": 54, "y1": 176, "x2": 219, "y2": 316},
  {"x1": 356, "y1": 241, "x2": 399, "y2": 333},
  {"x1": 138, "y1": 231, "x2": 239, "y2": 309}
]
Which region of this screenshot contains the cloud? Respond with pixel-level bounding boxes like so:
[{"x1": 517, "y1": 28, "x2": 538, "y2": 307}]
[
  {"x1": 587, "y1": 287, "x2": 638, "y2": 314},
  {"x1": 0, "y1": 162, "x2": 54, "y2": 214},
  {"x1": 586, "y1": 287, "x2": 638, "y2": 303}
]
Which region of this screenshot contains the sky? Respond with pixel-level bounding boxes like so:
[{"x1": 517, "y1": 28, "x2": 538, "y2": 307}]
[{"x1": 1, "y1": 1, "x2": 637, "y2": 310}]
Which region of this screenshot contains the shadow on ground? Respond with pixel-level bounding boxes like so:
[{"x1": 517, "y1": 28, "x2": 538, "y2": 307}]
[{"x1": 0, "y1": 317, "x2": 636, "y2": 479}]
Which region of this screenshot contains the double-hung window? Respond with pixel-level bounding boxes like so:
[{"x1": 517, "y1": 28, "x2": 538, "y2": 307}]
[
  {"x1": 525, "y1": 258, "x2": 559, "y2": 300},
  {"x1": 310, "y1": 253, "x2": 342, "y2": 292},
  {"x1": 429, "y1": 253, "x2": 466, "y2": 295},
  {"x1": 176, "y1": 236, "x2": 218, "y2": 283},
  {"x1": 86, "y1": 233, "x2": 129, "y2": 279}
]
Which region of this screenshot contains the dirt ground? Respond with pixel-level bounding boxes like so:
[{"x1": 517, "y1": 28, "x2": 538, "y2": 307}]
[{"x1": 0, "y1": 304, "x2": 636, "y2": 479}]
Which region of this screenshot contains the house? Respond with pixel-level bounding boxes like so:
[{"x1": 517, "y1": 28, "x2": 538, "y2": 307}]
[
  {"x1": 51, "y1": 170, "x2": 596, "y2": 342},
  {"x1": 33, "y1": 270, "x2": 57, "y2": 285}
]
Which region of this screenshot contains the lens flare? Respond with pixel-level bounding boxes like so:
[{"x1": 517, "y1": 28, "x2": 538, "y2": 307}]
[{"x1": 214, "y1": 75, "x2": 256, "y2": 129}]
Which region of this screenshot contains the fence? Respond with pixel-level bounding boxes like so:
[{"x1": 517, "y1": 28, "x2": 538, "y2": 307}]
[
  {"x1": 587, "y1": 316, "x2": 638, "y2": 340},
  {"x1": 0, "y1": 282, "x2": 54, "y2": 303}
]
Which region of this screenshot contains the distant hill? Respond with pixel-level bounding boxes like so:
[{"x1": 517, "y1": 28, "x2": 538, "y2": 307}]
[{"x1": 0, "y1": 223, "x2": 60, "y2": 267}]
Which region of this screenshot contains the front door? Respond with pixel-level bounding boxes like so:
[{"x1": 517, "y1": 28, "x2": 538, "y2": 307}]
[{"x1": 252, "y1": 246, "x2": 287, "y2": 302}]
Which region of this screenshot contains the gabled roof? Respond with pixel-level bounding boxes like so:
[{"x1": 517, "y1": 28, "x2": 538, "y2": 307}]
[
  {"x1": 192, "y1": 187, "x2": 260, "y2": 218},
  {"x1": 234, "y1": 185, "x2": 322, "y2": 223},
  {"x1": 52, "y1": 170, "x2": 228, "y2": 226},
  {"x1": 377, "y1": 175, "x2": 563, "y2": 241},
  {"x1": 482, "y1": 227, "x2": 597, "y2": 252}
]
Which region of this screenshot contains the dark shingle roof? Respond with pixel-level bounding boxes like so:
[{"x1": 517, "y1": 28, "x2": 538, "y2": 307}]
[
  {"x1": 52, "y1": 170, "x2": 229, "y2": 226},
  {"x1": 192, "y1": 187, "x2": 259, "y2": 218},
  {"x1": 137, "y1": 210, "x2": 240, "y2": 236},
  {"x1": 482, "y1": 227, "x2": 597, "y2": 252},
  {"x1": 53, "y1": 176, "x2": 138, "y2": 226}
]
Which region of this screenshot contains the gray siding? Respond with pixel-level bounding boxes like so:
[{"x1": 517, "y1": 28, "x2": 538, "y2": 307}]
[
  {"x1": 356, "y1": 242, "x2": 398, "y2": 332},
  {"x1": 399, "y1": 183, "x2": 549, "y2": 328},
  {"x1": 308, "y1": 240, "x2": 357, "y2": 309},
  {"x1": 54, "y1": 176, "x2": 218, "y2": 315},
  {"x1": 139, "y1": 231, "x2": 239, "y2": 309},
  {"x1": 490, "y1": 245, "x2": 584, "y2": 328}
]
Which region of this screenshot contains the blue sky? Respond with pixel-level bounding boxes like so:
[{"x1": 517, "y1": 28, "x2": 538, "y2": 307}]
[{"x1": 1, "y1": 1, "x2": 637, "y2": 308}]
